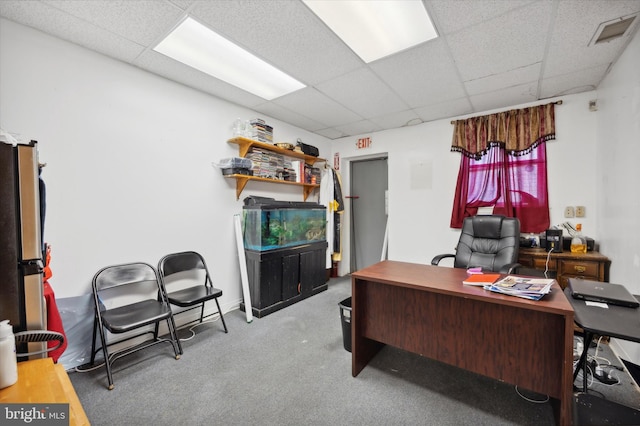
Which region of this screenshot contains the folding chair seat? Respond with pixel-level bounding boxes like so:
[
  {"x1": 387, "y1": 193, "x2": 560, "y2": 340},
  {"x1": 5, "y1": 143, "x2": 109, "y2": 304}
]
[
  {"x1": 158, "y1": 251, "x2": 228, "y2": 336},
  {"x1": 89, "y1": 262, "x2": 182, "y2": 390}
]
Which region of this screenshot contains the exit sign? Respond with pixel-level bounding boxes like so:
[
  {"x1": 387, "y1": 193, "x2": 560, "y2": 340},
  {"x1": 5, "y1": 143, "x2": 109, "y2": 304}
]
[{"x1": 356, "y1": 137, "x2": 372, "y2": 149}]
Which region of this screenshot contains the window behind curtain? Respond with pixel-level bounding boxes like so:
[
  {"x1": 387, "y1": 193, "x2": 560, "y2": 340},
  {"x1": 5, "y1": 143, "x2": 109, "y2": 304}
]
[{"x1": 450, "y1": 103, "x2": 556, "y2": 233}]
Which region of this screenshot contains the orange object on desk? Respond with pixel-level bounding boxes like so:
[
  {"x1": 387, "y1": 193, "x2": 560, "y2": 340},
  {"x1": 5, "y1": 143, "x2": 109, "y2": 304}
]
[{"x1": 0, "y1": 358, "x2": 89, "y2": 425}]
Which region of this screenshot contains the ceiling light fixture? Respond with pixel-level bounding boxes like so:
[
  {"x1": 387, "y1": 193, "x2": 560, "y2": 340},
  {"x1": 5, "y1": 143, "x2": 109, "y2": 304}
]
[
  {"x1": 154, "y1": 17, "x2": 305, "y2": 100},
  {"x1": 303, "y1": 0, "x2": 437, "y2": 63}
]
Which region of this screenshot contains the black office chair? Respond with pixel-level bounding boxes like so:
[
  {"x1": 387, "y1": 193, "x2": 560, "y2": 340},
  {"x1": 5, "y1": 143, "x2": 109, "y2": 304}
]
[
  {"x1": 432, "y1": 215, "x2": 521, "y2": 274},
  {"x1": 157, "y1": 251, "x2": 228, "y2": 336},
  {"x1": 15, "y1": 330, "x2": 65, "y2": 358},
  {"x1": 90, "y1": 262, "x2": 182, "y2": 390}
]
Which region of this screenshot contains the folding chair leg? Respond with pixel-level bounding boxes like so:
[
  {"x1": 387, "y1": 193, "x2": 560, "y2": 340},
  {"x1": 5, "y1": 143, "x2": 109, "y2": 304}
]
[
  {"x1": 90, "y1": 314, "x2": 99, "y2": 365},
  {"x1": 167, "y1": 316, "x2": 183, "y2": 355},
  {"x1": 215, "y1": 299, "x2": 228, "y2": 333},
  {"x1": 96, "y1": 325, "x2": 114, "y2": 390}
]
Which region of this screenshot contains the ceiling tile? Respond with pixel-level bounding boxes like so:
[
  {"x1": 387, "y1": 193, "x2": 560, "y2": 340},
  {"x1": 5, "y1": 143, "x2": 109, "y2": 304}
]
[
  {"x1": 465, "y1": 63, "x2": 540, "y2": 96},
  {"x1": 469, "y1": 81, "x2": 538, "y2": 112},
  {"x1": 414, "y1": 98, "x2": 474, "y2": 122},
  {"x1": 316, "y1": 68, "x2": 408, "y2": 118},
  {"x1": 272, "y1": 88, "x2": 363, "y2": 128},
  {"x1": 42, "y1": 0, "x2": 185, "y2": 46},
  {"x1": 539, "y1": 64, "x2": 609, "y2": 98},
  {"x1": 370, "y1": 39, "x2": 466, "y2": 108},
  {"x1": 447, "y1": 1, "x2": 553, "y2": 81},
  {"x1": 371, "y1": 110, "x2": 423, "y2": 131},
  {"x1": 0, "y1": 0, "x2": 146, "y2": 62},
  {"x1": 429, "y1": 0, "x2": 537, "y2": 35},
  {"x1": 252, "y1": 102, "x2": 327, "y2": 133},
  {"x1": 333, "y1": 120, "x2": 383, "y2": 138}
]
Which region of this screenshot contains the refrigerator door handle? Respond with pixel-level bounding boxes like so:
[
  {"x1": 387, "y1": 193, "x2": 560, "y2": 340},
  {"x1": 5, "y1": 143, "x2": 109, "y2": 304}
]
[{"x1": 19, "y1": 259, "x2": 43, "y2": 276}]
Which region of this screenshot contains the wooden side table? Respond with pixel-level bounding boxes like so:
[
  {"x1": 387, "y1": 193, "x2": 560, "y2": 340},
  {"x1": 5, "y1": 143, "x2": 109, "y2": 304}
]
[
  {"x1": 518, "y1": 248, "x2": 611, "y2": 289},
  {"x1": 0, "y1": 358, "x2": 90, "y2": 425}
]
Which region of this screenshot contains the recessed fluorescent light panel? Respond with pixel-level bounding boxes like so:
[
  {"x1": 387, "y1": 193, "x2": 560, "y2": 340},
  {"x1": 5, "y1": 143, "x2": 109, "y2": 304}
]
[
  {"x1": 303, "y1": 0, "x2": 437, "y2": 63},
  {"x1": 154, "y1": 17, "x2": 305, "y2": 100}
]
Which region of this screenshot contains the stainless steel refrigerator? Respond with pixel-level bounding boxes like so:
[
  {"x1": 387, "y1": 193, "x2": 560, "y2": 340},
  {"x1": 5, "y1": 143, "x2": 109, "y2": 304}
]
[{"x1": 0, "y1": 140, "x2": 46, "y2": 355}]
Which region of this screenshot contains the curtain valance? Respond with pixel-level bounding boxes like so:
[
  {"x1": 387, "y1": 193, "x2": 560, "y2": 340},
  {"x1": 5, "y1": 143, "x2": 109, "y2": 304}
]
[{"x1": 451, "y1": 102, "x2": 557, "y2": 159}]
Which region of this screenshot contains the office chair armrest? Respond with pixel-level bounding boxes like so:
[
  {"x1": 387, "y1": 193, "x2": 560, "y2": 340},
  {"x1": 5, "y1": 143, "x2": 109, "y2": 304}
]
[
  {"x1": 499, "y1": 262, "x2": 522, "y2": 274},
  {"x1": 431, "y1": 254, "x2": 455, "y2": 266}
]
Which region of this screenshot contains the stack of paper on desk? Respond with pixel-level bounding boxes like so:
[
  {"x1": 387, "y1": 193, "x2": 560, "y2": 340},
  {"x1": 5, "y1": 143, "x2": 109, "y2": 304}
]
[{"x1": 484, "y1": 276, "x2": 554, "y2": 300}]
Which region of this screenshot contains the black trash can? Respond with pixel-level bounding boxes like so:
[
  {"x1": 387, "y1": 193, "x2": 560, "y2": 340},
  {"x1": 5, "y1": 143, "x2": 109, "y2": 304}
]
[{"x1": 339, "y1": 297, "x2": 352, "y2": 352}]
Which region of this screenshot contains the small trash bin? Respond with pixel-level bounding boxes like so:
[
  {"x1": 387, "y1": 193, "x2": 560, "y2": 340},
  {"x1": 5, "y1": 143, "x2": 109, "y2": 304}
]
[{"x1": 339, "y1": 297, "x2": 352, "y2": 352}]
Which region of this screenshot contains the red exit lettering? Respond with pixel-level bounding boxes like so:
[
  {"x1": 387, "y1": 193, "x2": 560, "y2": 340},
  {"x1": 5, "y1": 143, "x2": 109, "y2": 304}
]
[{"x1": 356, "y1": 137, "x2": 372, "y2": 149}]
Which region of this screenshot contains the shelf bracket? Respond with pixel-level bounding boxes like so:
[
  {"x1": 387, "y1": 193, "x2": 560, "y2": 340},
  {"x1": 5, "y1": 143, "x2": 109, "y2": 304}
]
[{"x1": 235, "y1": 177, "x2": 249, "y2": 200}]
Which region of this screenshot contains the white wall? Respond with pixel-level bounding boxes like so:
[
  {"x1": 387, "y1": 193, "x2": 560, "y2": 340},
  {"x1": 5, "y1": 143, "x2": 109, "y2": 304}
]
[
  {"x1": 331, "y1": 91, "x2": 600, "y2": 276},
  {"x1": 596, "y1": 27, "x2": 640, "y2": 364},
  {"x1": 0, "y1": 18, "x2": 330, "y2": 310}
]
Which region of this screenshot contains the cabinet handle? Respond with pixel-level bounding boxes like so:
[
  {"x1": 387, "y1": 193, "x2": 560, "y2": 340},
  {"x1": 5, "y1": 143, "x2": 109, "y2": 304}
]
[{"x1": 574, "y1": 266, "x2": 586, "y2": 273}]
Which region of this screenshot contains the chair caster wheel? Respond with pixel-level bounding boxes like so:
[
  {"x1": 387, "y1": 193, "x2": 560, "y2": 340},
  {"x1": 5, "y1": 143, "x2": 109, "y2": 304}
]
[
  {"x1": 175, "y1": 355, "x2": 181, "y2": 360},
  {"x1": 108, "y1": 384, "x2": 114, "y2": 390}
]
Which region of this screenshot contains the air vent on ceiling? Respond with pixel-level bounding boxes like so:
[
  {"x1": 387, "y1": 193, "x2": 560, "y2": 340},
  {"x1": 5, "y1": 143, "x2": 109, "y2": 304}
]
[{"x1": 590, "y1": 13, "x2": 638, "y2": 46}]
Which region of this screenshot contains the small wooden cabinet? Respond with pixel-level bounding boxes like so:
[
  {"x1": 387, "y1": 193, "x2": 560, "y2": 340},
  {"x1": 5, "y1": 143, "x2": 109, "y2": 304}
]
[
  {"x1": 225, "y1": 137, "x2": 326, "y2": 200},
  {"x1": 518, "y1": 248, "x2": 611, "y2": 288},
  {"x1": 241, "y1": 241, "x2": 328, "y2": 318}
]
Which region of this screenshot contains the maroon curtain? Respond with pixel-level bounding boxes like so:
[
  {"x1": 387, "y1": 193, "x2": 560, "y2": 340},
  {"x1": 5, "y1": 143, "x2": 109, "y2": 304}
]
[
  {"x1": 450, "y1": 103, "x2": 555, "y2": 232},
  {"x1": 450, "y1": 143, "x2": 550, "y2": 232}
]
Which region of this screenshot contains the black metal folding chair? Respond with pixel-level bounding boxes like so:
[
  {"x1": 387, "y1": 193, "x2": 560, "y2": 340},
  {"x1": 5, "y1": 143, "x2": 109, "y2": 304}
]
[
  {"x1": 89, "y1": 262, "x2": 182, "y2": 390},
  {"x1": 157, "y1": 251, "x2": 228, "y2": 336}
]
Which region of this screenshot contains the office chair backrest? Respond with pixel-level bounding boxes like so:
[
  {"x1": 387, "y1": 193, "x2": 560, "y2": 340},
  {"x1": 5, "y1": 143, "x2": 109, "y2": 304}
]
[{"x1": 453, "y1": 215, "x2": 520, "y2": 272}]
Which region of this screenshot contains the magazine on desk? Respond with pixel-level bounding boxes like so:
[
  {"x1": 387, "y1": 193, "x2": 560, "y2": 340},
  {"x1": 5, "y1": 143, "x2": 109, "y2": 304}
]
[{"x1": 483, "y1": 275, "x2": 554, "y2": 300}]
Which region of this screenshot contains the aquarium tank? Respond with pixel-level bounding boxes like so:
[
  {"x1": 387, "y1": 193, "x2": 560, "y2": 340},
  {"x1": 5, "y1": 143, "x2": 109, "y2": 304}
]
[{"x1": 243, "y1": 197, "x2": 326, "y2": 251}]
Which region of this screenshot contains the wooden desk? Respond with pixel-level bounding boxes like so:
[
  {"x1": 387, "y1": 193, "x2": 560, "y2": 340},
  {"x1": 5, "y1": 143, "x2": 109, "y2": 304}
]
[
  {"x1": 518, "y1": 248, "x2": 611, "y2": 288},
  {"x1": 351, "y1": 261, "x2": 574, "y2": 426},
  {"x1": 0, "y1": 358, "x2": 90, "y2": 425}
]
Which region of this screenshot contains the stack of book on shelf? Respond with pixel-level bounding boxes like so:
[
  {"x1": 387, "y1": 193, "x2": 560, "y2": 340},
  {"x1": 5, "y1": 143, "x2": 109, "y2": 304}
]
[
  {"x1": 246, "y1": 147, "x2": 284, "y2": 179},
  {"x1": 248, "y1": 118, "x2": 273, "y2": 143},
  {"x1": 484, "y1": 276, "x2": 554, "y2": 301}
]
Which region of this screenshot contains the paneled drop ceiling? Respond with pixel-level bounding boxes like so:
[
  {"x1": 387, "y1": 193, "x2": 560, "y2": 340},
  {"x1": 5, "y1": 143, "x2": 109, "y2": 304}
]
[{"x1": 1, "y1": 0, "x2": 639, "y2": 140}]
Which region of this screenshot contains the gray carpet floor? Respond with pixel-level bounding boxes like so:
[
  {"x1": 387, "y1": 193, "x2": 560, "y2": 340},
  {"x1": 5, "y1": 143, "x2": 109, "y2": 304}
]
[{"x1": 68, "y1": 276, "x2": 640, "y2": 425}]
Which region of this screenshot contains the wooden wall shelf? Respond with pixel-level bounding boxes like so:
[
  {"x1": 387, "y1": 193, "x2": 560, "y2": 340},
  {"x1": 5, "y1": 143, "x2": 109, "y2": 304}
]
[
  {"x1": 224, "y1": 174, "x2": 320, "y2": 201},
  {"x1": 226, "y1": 137, "x2": 325, "y2": 200}
]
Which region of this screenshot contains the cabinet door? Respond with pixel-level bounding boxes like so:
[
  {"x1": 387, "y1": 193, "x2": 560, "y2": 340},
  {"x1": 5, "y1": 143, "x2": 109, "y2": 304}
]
[
  {"x1": 258, "y1": 257, "x2": 283, "y2": 308},
  {"x1": 282, "y1": 254, "x2": 300, "y2": 301},
  {"x1": 300, "y1": 247, "x2": 325, "y2": 294}
]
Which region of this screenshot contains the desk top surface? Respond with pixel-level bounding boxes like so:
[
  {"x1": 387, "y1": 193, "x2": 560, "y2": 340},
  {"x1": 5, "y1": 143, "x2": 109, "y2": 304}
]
[
  {"x1": 564, "y1": 287, "x2": 640, "y2": 342},
  {"x1": 352, "y1": 260, "x2": 573, "y2": 316},
  {"x1": 0, "y1": 358, "x2": 90, "y2": 426}
]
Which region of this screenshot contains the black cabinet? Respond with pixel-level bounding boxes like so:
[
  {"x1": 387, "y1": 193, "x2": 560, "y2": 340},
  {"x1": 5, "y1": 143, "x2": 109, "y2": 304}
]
[{"x1": 241, "y1": 241, "x2": 328, "y2": 318}]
